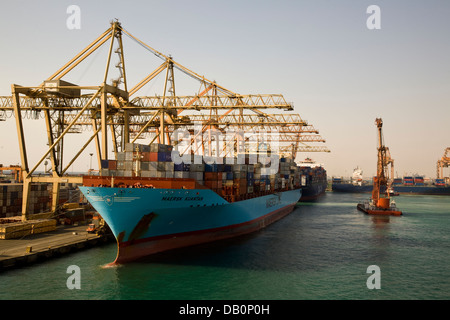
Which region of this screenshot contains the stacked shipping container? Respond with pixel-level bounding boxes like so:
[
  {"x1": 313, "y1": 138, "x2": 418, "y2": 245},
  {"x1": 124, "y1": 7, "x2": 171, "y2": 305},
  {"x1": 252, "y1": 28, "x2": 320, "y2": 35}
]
[
  {"x1": 98, "y1": 143, "x2": 305, "y2": 202},
  {"x1": 403, "y1": 176, "x2": 414, "y2": 186},
  {"x1": 0, "y1": 183, "x2": 80, "y2": 218},
  {"x1": 0, "y1": 184, "x2": 50, "y2": 218}
]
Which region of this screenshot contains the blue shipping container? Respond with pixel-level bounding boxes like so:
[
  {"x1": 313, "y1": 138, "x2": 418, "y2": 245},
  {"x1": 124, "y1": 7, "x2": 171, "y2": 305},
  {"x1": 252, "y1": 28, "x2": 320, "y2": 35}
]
[
  {"x1": 205, "y1": 164, "x2": 218, "y2": 172},
  {"x1": 157, "y1": 152, "x2": 172, "y2": 162},
  {"x1": 101, "y1": 160, "x2": 109, "y2": 169},
  {"x1": 174, "y1": 163, "x2": 184, "y2": 171}
]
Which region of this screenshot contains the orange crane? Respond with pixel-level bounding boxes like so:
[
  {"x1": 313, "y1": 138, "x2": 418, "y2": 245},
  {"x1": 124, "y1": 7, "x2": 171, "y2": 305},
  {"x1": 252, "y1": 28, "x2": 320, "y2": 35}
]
[
  {"x1": 436, "y1": 147, "x2": 450, "y2": 180},
  {"x1": 372, "y1": 118, "x2": 389, "y2": 208},
  {"x1": 357, "y1": 118, "x2": 401, "y2": 216},
  {"x1": 0, "y1": 164, "x2": 22, "y2": 182}
]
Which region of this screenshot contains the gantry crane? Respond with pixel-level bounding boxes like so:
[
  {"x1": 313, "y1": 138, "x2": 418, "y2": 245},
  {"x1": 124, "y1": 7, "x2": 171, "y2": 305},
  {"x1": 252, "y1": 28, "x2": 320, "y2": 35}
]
[
  {"x1": 437, "y1": 147, "x2": 450, "y2": 179},
  {"x1": 0, "y1": 165, "x2": 22, "y2": 182},
  {"x1": 0, "y1": 21, "x2": 329, "y2": 220}
]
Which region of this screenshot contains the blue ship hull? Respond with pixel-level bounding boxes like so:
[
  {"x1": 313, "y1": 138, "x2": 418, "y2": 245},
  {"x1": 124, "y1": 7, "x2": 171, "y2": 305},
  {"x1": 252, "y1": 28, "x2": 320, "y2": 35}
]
[
  {"x1": 300, "y1": 180, "x2": 327, "y2": 201},
  {"x1": 79, "y1": 186, "x2": 301, "y2": 264}
]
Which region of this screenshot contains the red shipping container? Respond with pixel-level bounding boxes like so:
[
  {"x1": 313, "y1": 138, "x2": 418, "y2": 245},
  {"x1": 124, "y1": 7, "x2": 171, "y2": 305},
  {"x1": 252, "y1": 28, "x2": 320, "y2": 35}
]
[
  {"x1": 205, "y1": 172, "x2": 219, "y2": 181},
  {"x1": 205, "y1": 180, "x2": 218, "y2": 189},
  {"x1": 141, "y1": 152, "x2": 150, "y2": 162},
  {"x1": 108, "y1": 160, "x2": 117, "y2": 170},
  {"x1": 149, "y1": 152, "x2": 158, "y2": 162}
]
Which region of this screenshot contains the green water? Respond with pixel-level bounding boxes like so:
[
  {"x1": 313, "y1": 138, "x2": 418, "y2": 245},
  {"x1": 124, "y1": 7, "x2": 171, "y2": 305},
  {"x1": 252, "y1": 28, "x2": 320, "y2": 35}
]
[{"x1": 1, "y1": 192, "x2": 449, "y2": 300}]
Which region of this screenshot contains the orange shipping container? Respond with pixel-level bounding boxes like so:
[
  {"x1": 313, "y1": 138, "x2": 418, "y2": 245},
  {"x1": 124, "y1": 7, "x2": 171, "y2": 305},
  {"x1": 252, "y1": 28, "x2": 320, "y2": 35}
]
[
  {"x1": 108, "y1": 160, "x2": 117, "y2": 170},
  {"x1": 204, "y1": 172, "x2": 219, "y2": 181},
  {"x1": 141, "y1": 152, "x2": 150, "y2": 162},
  {"x1": 205, "y1": 180, "x2": 218, "y2": 189},
  {"x1": 149, "y1": 152, "x2": 158, "y2": 162}
]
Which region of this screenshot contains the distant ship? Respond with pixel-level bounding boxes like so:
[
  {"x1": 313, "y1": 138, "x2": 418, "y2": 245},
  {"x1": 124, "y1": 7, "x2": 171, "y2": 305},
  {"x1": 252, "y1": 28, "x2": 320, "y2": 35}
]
[
  {"x1": 298, "y1": 158, "x2": 327, "y2": 201},
  {"x1": 332, "y1": 169, "x2": 450, "y2": 196}
]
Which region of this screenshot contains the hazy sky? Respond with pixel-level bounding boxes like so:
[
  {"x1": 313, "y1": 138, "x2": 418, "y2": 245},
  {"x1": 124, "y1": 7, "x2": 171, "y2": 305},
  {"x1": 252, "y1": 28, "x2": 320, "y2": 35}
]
[{"x1": 0, "y1": 0, "x2": 449, "y2": 178}]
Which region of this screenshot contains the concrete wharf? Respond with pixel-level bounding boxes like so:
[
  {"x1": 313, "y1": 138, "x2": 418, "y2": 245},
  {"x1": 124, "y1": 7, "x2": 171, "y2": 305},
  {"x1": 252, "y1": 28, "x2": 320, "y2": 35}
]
[{"x1": 0, "y1": 224, "x2": 113, "y2": 272}]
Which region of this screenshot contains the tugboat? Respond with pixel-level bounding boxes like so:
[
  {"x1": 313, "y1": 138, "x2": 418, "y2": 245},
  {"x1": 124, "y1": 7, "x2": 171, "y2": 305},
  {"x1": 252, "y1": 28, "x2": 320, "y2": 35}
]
[{"x1": 357, "y1": 118, "x2": 402, "y2": 216}]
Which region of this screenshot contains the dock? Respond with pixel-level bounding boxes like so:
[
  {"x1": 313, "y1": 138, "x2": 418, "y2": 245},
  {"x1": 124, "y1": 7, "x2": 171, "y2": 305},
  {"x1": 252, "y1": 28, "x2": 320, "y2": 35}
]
[{"x1": 0, "y1": 224, "x2": 113, "y2": 272}]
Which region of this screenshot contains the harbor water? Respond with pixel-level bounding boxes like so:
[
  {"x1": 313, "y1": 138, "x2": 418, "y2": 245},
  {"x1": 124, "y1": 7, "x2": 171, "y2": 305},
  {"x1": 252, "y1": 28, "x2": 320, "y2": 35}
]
[{"x1": 1, "y1": 192, "x2": 449, "y2": 300}]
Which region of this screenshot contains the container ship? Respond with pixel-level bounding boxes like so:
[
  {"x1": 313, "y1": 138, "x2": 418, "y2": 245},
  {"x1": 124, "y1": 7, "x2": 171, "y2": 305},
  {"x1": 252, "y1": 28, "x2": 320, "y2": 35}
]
[
  {"x1": 298, "y1": 158, "x2": 327, "y2": 201},
  {"x1": 331, "y1": 167, "x2": 372, "y2": 193},
  {"x1": 333, "y1": 175, "x2": 450, "y2": 195},
  {"x1": 79, "y1": 143, "x2": 307, "y2": 264}
]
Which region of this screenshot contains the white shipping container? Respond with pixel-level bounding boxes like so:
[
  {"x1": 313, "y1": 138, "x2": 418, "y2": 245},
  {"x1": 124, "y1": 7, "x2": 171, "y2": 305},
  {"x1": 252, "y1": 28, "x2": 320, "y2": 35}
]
[
  {"x1": 174, "y1": 171, "x2": 190, "y2": 179},
  {"x1": 124, "y1": 171, "x2": 133, "y2": 177},
  {"x1": 225, "y1": 157, "x2": 235, "y2": 165},
  {"x1": 165, "y1": 162, "x2": 174, "y2": 171},
  {"x1": 124, "y1": 161, "x2": 133, "y2": 171},
  {"x1": 117, "y1": 152, "x2": 126, "y2": 161},
  {"x1": 125, "y1": 152, "x2": 133, "y2": 161},
  {"x1": 301, "y1": 175, "x2": 307, "y2": 186},
  {"x1": 165, "y1": 172, "x2": 174, "y2": 178},
  {"x1": 125, "y1": 142, "x2": 144, "y2": 152},
  {"x1": 141, "y1": 170, "x2": 158, "y2": 178},
  {"x1": 185, "y1": 154, "x2": 203, "y2": 165},
  {"x1": 156, "y1": 171, "x2": 165, "y2": 178}
]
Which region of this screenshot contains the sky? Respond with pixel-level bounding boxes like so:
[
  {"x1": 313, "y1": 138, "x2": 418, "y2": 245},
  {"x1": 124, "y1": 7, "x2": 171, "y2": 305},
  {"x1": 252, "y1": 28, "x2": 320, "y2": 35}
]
[{"x1": 0, "y1": 0, "x2": 449, "y2": 179}]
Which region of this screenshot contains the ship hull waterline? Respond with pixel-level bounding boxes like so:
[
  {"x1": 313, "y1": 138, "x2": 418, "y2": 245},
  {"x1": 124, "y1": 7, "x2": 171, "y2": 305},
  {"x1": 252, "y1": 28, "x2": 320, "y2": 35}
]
[{"x1": 79, "y1": 186, "x2": 302, "y2": 264}]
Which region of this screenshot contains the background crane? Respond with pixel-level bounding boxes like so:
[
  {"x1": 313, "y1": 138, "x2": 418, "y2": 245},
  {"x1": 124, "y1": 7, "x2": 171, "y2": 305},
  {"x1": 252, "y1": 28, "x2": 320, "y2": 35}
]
[{"x1": 437, "y1": 147, "x2": 450, "y2": 180}]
